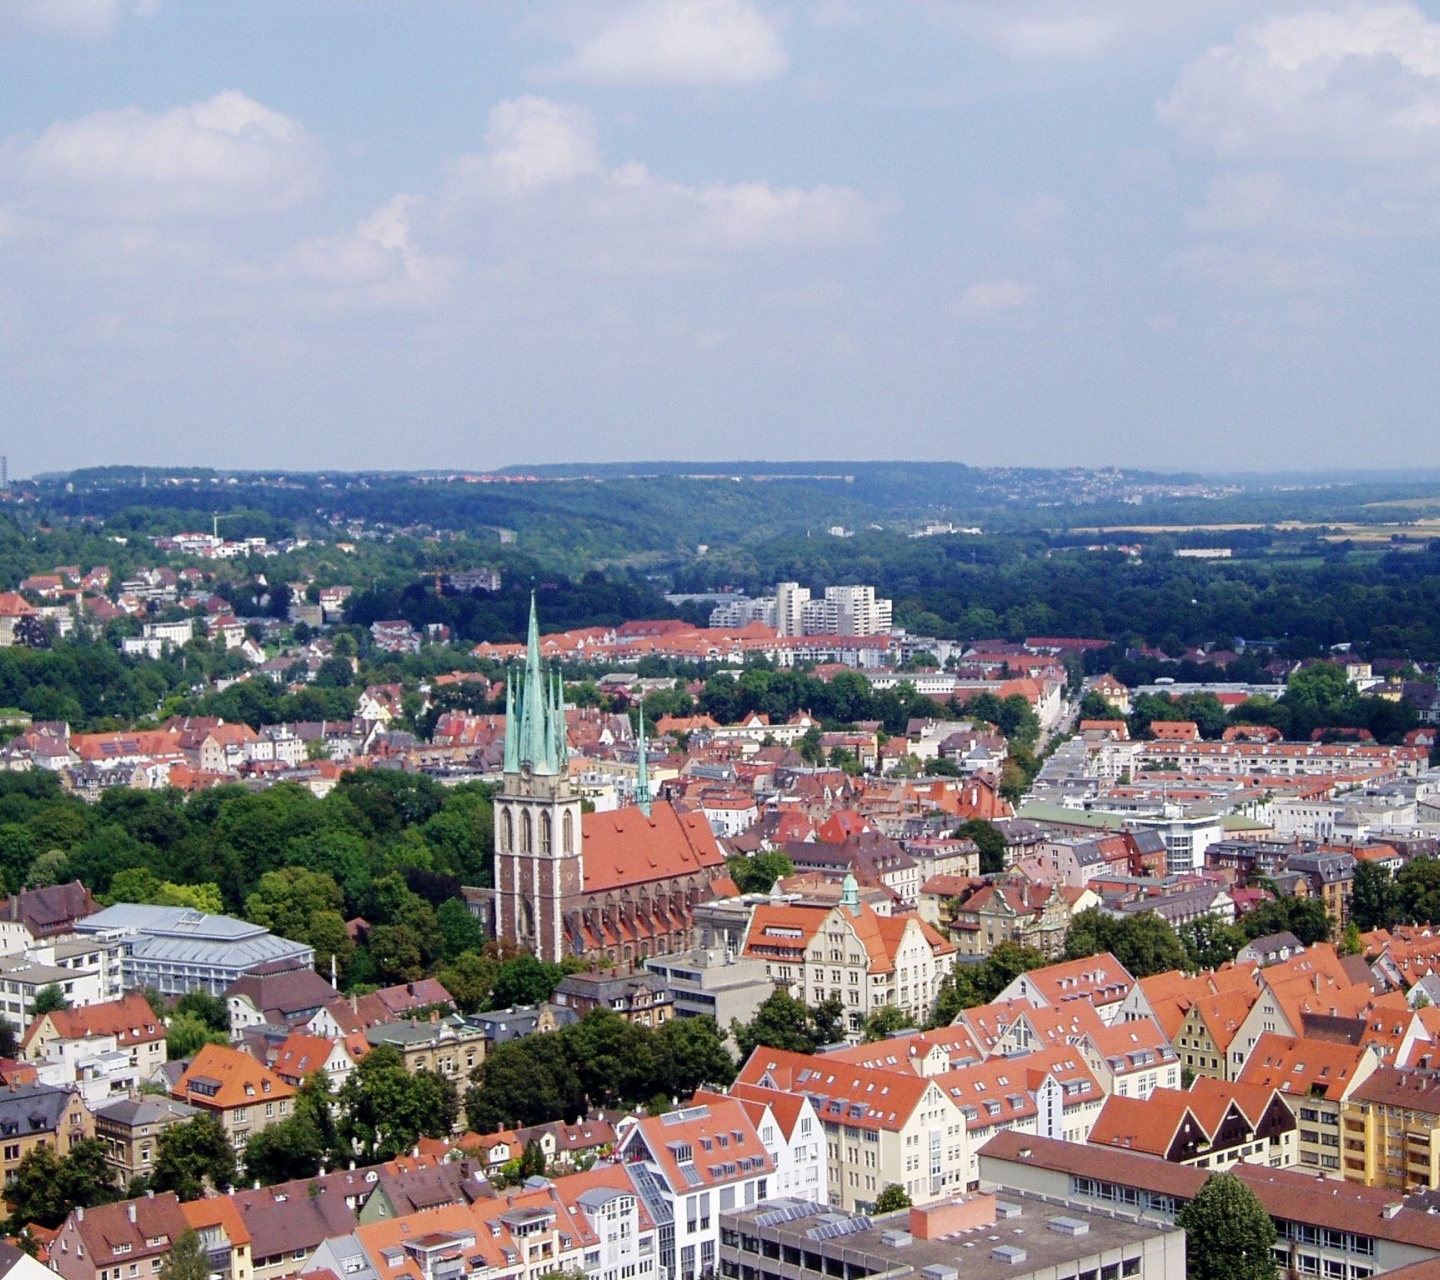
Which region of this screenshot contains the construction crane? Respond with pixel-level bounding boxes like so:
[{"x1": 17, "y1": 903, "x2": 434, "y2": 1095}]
[{"x1": 212, "y1": 511, "x2": 241, "y2": 540}]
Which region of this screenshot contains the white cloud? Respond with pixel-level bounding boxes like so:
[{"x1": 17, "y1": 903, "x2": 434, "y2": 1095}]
[
  {"x1": 445, "y1": 95, "x2": 884, "y2": 254},
  {"x1": 0, "y1": 0, "x2": 156, "y2": 39},
  {"x1": 11, "y1": 91, "x2": 325, "y2": 218},
  {"x1": 555, "y1": 0, "x2": 788, "y2": 86},
  {"x1": 461, "y1": 96, "x2": 603, "y2": 195},
  {"x1": 284, "y1": 196, "x2": 450, "y2": 307},
  {"x1": 954, "y1": 279, "x2": 1031, "y2": 319},
  {"x1": 1160, "y1": 4, "x2": 1440, "y2": 161}
]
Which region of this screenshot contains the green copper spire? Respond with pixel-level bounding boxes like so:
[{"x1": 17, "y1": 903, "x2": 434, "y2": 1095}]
[
  {"x1": 841, "y1": 868, "x2": 860, "y2": 914},
  {"x1": 503, "y1": 668, "x2": 519, "y2": 774},
  {"x1": 635, "y1": 694, "x2": 652, "y2": 817},
  {"x1": 516, "y1": 593, "x2": 558, "y2": 774},
  {"x1": 552, "y1": 668, "x2": 567, "y2": 770}
]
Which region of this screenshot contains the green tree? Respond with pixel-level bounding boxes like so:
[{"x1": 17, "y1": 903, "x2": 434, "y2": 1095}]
[
  {"x1": 245, "y1": 867, "x2": 353, "y2": 976},
  {"x1": 958, "y1": 819, "x2": 1006, "y2": 876},
  {"x1": 732, "y1": 990, "x2": 821, "y2": 1058},
  {"x1": 166, "y1": 1012, "x2": 228, "y2": 1061},
  {"x1": 862, "y1": 1006, "x2": 915, "y2": 1042},
  {"x1": 1065, "y1": 909, "x2": 1188, "y2": 978},
  {"x1": 873, "y1": 1184, "x2": 912, "y2": 1213},
  {"x1": 655, "y1": 1016, "x2": 736, "y2": 1096},
  {"x1": 485, "y1": 954, "x2": 564, "y2": 1010},
  {"x1": 1397, "y1": 857, "x2": 1440, "y2": 927},
  {"x1": 1351, "y1": 860, "x2": 1399, "y2": 932},
  {"x1": 243, "y1": 1109, "x2": 329, "y2": 1185},
  {"x1": 151, "y1": 1114, "x2": 237, "y2": 1201},
  {"x1": 465, "y1": 1034, "x2": 586, "y2": 1131},
  {"x1": 174, "y1": 990, "x2": 229, "y2": 1032},
  {"x1": 726, "y1": 852, "x2": 795, "y2": 894},
  {"x1": 338, "y1": 1043, "x2": 458, "y2": 1161},
  {"x1": 32, "y1": 984, "x2": 67, "y2": 1015},
  {"x1": 1178, "y1": 917, "x2": 1246, "y2": 972},
  {"x1": 160, "y1": 1230, "x2": 211, "y2": 1280},
  {"x1": 1240, "y1": 897, "x2": 1332, "y2": 946},
  {"x1": 4, "y1": 1139, "x2": 119, "y2": 1232},
  {"x1": 436, "y1": 898, "x2": 488, "y2": 961},
  {"x1": 1175, "y1": 1173, "x2": 1277, "y2": 1280},
  {"x1": 436, "y1": 951, "x2": 499, "y2": 1014}
]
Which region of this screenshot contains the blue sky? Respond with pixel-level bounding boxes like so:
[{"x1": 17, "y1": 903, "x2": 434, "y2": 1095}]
[{"x1": 4, "y1": 0, "x2": 1440, "y2": 475}]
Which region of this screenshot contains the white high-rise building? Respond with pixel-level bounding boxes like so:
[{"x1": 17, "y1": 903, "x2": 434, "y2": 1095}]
[
  {"x1": 774, "y1": 581, "x2": 811, "y2": 637},
  {"x1": 825, "y1": 585, "x2": 893, "y2": 636}
]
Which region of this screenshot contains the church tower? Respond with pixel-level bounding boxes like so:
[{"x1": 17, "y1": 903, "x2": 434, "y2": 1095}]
[{"x1": 493, "y1": 596, "x2": 584, "y2": 963}]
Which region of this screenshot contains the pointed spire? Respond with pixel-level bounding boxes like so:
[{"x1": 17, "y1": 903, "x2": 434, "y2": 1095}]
[
  {"x1": 517, "y1": 593, "x2": 557, "y2": 774},
  {"x1": 553, "y1": 668, "x2": 567, "y2": 769},
  {"x1": 503, "y1": 669, "x2": 519, "y2": 775},
  {"x1": 635, "y1": 694, "x2": 652, "y2": 818}
]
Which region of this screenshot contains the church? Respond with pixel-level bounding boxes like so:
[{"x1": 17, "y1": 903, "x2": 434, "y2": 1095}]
[{"x1": 492, "y1": 600, "x2": 731, "y2": 967}]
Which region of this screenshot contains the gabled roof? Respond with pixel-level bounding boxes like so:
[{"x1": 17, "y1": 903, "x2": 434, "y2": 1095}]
[
  {"x1": 22, "y1": 991, "x2": 161, "y2": 1051},
  {"x1": 620, "y1": 1096, "x2": 774, "y2": 1193},
  {"x1": 581, "y1": 801, "x2": 725, "y2": 894},
  {"x1": 1235, "y1": 1031, "x2": 1373, "y2": 1100},
  {"x1": 174, "y1": 1042, "x2": 295, "y2": 1110},
  {"x1": 1088, "y1": 1091, "x2": 1196, "y2": 1157},
  {"x1": 736, "y1": 1046, "x2": 939, "y2": 1133}
]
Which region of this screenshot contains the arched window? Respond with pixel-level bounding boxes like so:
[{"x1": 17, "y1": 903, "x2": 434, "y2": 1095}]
[
  {"x1": 562, "y1": 809, "x2": 575, "y2": 854},
  {"x1": 502, "y1": 810, "x2": 513, "y2": 855},
  {"x1": 520, "y1": 811, "x2": 532, "y2": 854},
  {"x1": 539, "y1": 812, "x2": 552, "y2": 855}
]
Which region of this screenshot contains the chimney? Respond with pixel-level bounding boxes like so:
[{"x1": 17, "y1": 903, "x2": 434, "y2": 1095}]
[
  {"x1": 76, "y1": 1207, "x2": 84, "y2": 1221},
  {"x1": 126, "y1": 1204, "x2": 136, "y2": 1224}
]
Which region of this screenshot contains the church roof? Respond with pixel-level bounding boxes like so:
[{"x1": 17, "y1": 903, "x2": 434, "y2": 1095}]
[{"x1": 580, "y1": 801, "x2": 725, "y2": 894}]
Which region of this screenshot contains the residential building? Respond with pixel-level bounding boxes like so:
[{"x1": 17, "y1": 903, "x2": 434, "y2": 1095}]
[
  {"x1": 181, "y1": 1197, "x2": 252, "y2": 1280},
  {"x1": 1087, "y1": 1078, "x2": 1296, "y2": 1170},
  {"x1": 719, "y1": 1189, "x2": 1184, "y2": 1280},
  {"x1": 0, "y1": 954, "x2": 114, "y2": 1033},
  {"x1": 1341, "y1": 1065, "x2": 1440, "y2": 1190},
  {"x1": 993, "y1": 952, "x2": 1136, "y2": 1026},
  {"x1": 366, "y1": 1015, "x2": 488, "y2": 1091},
  {"x1": 720, "y1": 1083, "x2": 825, "y2": 1204},
  {"x1": 1236, "y1": 1032, "x2": 1379, "y2": 1178},
  {"x1": 552, "y1": 970, "x2": 673, "y2": 1027},
  {"x1": 946, "y1": 879, "x2": 1072, "y2": 959},
  {"x1": 50, "y1": 1193, "x2": 189, "y2": 1280},
  {"x1": 91, "y1": 1095, "x2": 199, "y2": 1182},
  {"x1": 0, "y1": 1082, "x2": 93, "y2": 1184},
  {"x1": 741, "y1": 878, "x2": 956, "y2": 1037},
  {"x1": 271, "y1": 1031, "x2": 368, "y2": 1089},
  {"x1": 171, "y1": 1042, "x2": 295, "y2": 1150},
  {"x1": 20, "y1": 992, "x2": 167, "y2": 1104},
  {"x1": 733, "y1": 1047, "x2": 970, "y2": 1212},
  {"x1": 225, "y1": 960, "x2": 338, "y2": 1035},
  {"x1": 616, "y1": 1097, "x2": 776, "y2": 1280}
]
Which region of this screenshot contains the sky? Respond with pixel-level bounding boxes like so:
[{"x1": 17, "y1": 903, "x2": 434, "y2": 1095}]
[{"x1": 4, "y1": 0, "x2": 1440, "y2": 475}]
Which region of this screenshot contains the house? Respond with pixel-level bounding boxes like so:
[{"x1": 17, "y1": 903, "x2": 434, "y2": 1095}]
[
  {"x1": 718, "y1": 1083, "x2": 825, "y2": 1203},
  {"x1": 91, "y1": 1095, "x2": 199, "y2": 1182},
  {"x1": 229, "y1": 1170, "x2": 371, "y2": 1280},
  {"x1": 365, "y1": 1015, "x2": 488, "y2": 1093},
  {"x1": 0, "y1": 1083, "x2": 93, "y2": 1185},
  {"x1": 1340, "y1": 1065, "x2": 1440, "y2": 1190},
  {"x1": 171, "y1": 1042, "x2": 295, "y2": 1150},
  {"x1": 1235, "y1": 1032, "x2": 1378, "y2": 1178},
  {"x1": 271, "y1": 1031, "x2": 368, "y2": 1089},
  {"x1": 741, "y1": 878, "x2": 956, "y2": 1038},
  {"x1": 225, "y1": 960, "x2": 338, "y2": 1035},
  {"x1": 733, "y1": 1048, "x2": 969, "y2": 1212},
  {"x1": 993, "y1": 952, "x2": 1136, "y2": 1026},
  {"x1": 50, "y1": 1193, "x2": 189, "y2": 1280},
  {"x1": 616, "y1": 1096, "x2": 775, "y2": 1280},
  {"x1": 20, "y1": 992, "x2": 167, "y2": 1104},
  {"x1": 1087, "y1": 1078, "x2": 1295, "y2": 1170},
  {"x1": 551, "y1": 970, "x2": 672, "y2": 1028},
  {"x1": 181, "y1": 1197, "x2": 252, "y2": 1280}
]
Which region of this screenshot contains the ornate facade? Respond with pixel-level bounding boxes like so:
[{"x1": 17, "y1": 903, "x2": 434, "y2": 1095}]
[{"x1": 493, "y1": 599, "x2": 729, "y2": 966}]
